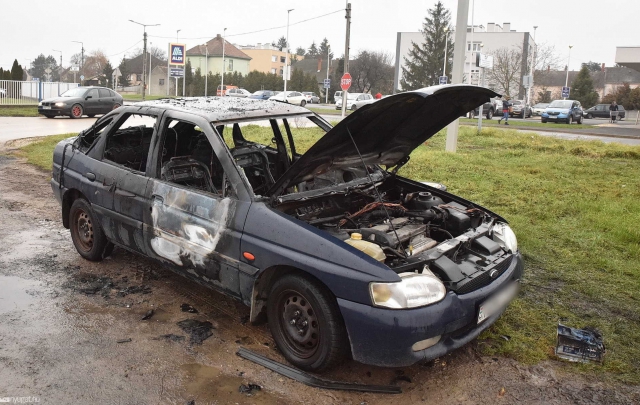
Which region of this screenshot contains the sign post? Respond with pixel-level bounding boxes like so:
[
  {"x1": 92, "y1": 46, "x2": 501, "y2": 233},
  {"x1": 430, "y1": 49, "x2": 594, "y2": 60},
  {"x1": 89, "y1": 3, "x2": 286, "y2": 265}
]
[
  {"x1": 340, "y1": 72, "x2": 352, "y2": 117},
  {"x1": 439, "y1": 76, "x2": 447, "y2": 85},
  {"x1": 562, "y1": 86, "x2": 570, "y2": 99},
  {"x1": 168, "y1": 43, "x2": 186, "y2": 97}
]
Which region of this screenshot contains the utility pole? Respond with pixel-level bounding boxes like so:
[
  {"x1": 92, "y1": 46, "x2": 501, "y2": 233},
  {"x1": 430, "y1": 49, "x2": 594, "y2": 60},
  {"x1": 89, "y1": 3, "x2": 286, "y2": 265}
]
[
  {"x1": 341, "y1": 2, "x2": 351, "y2": 118},
  {"x1": 72, "y1": 41, "x2": 84, "y2": 84},
  {"x1": 445, "y1": 0, "x2": 469, "y2": 153},
  {"x1": 284, "y1": 9, "x2": 293, "y2": 95},
  {"x1": 564, "y1": 45, "x2": 573, "y2": 99},
  {"x1": 129, "y1": 20, "x2": 160, "y2": 101},
  {"x1": 325, "y1": 45, "x2": 330, "y2": 104},
  {"x1": 53, "y1": 49, "x2": 62, "y2": 69},
  {"x1": 221, "y1": 28, "x2": 227, "y2": 96},
  {"x1": 205, "y1": 44, "x2": 209, "y2": 96}
]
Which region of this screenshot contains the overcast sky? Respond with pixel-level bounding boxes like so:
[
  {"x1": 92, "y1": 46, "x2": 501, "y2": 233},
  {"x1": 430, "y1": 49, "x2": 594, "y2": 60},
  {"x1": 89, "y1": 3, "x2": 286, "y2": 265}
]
[{"x1": 1, "y1": 0, "x2": 638, "y2": 72}]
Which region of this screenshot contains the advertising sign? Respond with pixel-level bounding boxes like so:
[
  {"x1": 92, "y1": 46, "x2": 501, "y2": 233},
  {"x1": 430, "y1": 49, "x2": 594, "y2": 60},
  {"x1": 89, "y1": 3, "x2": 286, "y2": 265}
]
[
  {"x1": 169, "y1": 43, "x2": 186, "y2": 66},
  {"x1": 439, "y1": 76, "x2": 447, "y2": 85},
  {"x1": 170, "y1": 68, "x2": 184, "y2": 78},
  {"x1": 562, "y1": 86, "x2": 570, "y2": 98}
]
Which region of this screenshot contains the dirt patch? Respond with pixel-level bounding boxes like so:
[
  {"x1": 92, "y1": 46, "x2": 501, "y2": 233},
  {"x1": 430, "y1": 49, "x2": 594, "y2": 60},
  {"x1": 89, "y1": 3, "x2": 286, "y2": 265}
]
[{"x1": 176, "y1": 319, "x2": 215, "y2": 344}]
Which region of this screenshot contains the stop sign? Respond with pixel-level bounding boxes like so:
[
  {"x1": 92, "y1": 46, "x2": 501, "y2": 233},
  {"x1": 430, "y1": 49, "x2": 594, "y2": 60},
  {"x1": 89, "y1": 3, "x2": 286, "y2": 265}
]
[{"x1": 340, "y1": 73, "x2": 352, "y2": 91}]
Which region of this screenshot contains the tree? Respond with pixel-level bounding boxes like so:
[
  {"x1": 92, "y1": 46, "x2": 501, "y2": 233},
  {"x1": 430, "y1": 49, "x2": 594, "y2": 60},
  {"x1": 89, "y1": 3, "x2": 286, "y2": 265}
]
[
  {"x1": 295, "y1": 47, "x2": 305, "y2": 56},
  {"x1": 276, "y1": 36, "x2": 288, "y2": 51},
  {"x1": 319, "y1": 38, "x2": 334, "y2": 60},
  {"x1": 10, "y1": 60, "x2": 24, "y2": 81},
  {"x1": 83, "y1": 50, "x2": 109, "y2": 79},
  {"x1": 603, "y1": 82, "x2": 633, "y2": 108},
  {"x1": 117, "y1": 58, "x2": 130, "y2": 88},
  {"x1": 130, "y1": 46, "x2": 167, "y2": 62},
  {"x1": 101, "y1": 61, "x2": 114, "y2": 88},
  {"x1": 400, "y1": 1, "x2": 453, "y2": 90},
  {"x1": 350, "y1": 50, "x2": 394, "y2": 94},
  {"x1": 31, "y1": 54, "x2": 59, "y2": 82},
  {"x1": 307, "y1": 41, "x2": 319, "y2": 57},
  {"x1": 571, "y1": 65, "x2": 599, "y2": 108},
  {"x1": 582, "y1": 61, "x2": 602, "y2": 73},
  {"x1": 486, "y1": 47, "x2": 522, "y2": 98}
]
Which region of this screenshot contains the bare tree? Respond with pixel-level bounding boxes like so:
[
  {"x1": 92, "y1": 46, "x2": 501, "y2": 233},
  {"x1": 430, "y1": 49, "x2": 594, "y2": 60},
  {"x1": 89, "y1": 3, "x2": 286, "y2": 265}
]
[
  {"x1": 129, "y1": 46, "x2": 167, "y2": 61},
  {"x1": 486, "y1": 47, "x2": 522, "y2": 98},
  {"x1": 350, "y1": 50, "x2": 394, "y2": 94}
]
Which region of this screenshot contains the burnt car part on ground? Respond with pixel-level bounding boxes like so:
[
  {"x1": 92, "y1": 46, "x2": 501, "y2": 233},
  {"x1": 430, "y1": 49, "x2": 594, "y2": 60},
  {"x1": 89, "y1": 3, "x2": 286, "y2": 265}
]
[
  {"x1": 38, "y1": 86, "x2": 123, "y2": 119},
  {"x1": 51, "y1": 86, "x2": 523, "y2": 372}
]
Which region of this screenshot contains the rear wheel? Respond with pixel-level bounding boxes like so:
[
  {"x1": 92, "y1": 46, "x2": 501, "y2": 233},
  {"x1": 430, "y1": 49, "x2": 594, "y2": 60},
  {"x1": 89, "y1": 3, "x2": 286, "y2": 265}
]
[
  {"x1": 567, "y1": 115, "x2": 573, "y2": 124},
  {"x1": 351, "y1": 104, "x2": 357, "y2": 111},
  {"x1": 486, "y1": 109, "x2": 494, "y2": 120},
  {"x1": 267, "y1": 273, "x2": 348, "y2": 372},
  {"x1": 70, "y1": 104, "x2": 83, "y2": 119},
  {"x1": 586, "y1": 113, "x2": 592, "y2": 119},
  {"x1": 69, "y1": 198, "x2": 112, "y2": 261}
]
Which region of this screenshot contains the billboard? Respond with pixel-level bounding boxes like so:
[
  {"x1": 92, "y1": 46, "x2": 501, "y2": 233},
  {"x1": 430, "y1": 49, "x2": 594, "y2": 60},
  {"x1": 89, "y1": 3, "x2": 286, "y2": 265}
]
[{"x1": 169, "y1": 43, "x2": 186, "y2": 65}]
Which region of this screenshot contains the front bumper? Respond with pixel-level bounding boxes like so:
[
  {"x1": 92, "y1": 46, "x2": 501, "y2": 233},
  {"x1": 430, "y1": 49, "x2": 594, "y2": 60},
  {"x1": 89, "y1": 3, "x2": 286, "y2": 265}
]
[
  {"x1": 337, "y1": 252, "x2": 524, "y2": 367},
  {"x1": 38, "y1": 105, "x2": 71, "y2": 116},
  {"x1": 541, "y1": 113, "x2": 568, "y2": 121}
]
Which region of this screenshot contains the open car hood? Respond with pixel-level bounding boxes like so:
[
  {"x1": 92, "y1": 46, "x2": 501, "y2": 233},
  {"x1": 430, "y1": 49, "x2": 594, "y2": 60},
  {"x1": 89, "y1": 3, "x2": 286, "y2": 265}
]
[{"x1": 268, "y1": 85, "x2": 500, "y2": 197}]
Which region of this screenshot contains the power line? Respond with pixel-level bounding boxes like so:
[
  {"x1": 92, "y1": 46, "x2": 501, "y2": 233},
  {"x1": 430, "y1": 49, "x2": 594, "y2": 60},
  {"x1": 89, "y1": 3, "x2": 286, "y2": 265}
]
[
  {"x1": 147, "y1": 9, "x2": 342, "y2": 41},
  {"x1": 107, "y1": 40, "x2": 143, "y2": 57}
]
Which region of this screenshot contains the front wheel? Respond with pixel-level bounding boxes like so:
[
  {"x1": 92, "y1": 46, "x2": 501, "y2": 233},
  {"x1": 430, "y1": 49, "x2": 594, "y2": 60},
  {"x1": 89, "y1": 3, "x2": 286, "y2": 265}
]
[
  {"x1": 300, "y1": 100, "x2": 306, "y2": 107},
  {"x1": 267, "y1": 274, "x2": 348, "y2": 372},
  {"x1": 486, "y1": 109, "x2": 494, "y2": 120},
  {"x1": 70, "y1": 104, "x2": 83, "y2": 119},
  {"x1": 541, "y1": 119, "x2": 547, "y2": 123},
  {"x1": 69, "y1": 198, "x2": 113, "y2": 261},
  {"x1": 567, "y1": 115, "x2": 573, "y2": 124},
  {"x1": 44, "y1": 114, "x2": 55, "y2": 119},
  {"x1": 351, "y1": 104, "x2": 357, "y2": 111},
  {"x1": 586, "y1": 113, "x2": 593, "y2": 119}
]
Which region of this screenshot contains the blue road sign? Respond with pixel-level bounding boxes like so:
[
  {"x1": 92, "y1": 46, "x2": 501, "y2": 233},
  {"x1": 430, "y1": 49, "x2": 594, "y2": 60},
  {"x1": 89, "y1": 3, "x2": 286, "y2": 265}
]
[
  {"x1": 323, "y1": 78, "x2": 331, "y2": 88},
  {"x1": 439, "y1": 76, "x2": 447, "y2": 85},
  {"x1": 562, "y1": 86, "x2": 570, "y2": 98}
]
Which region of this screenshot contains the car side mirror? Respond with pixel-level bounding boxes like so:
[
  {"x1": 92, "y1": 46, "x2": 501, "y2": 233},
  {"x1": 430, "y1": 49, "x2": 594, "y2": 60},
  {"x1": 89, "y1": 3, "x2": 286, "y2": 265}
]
[{"x1": 86, "y1": 96, "x2": 92, "y2": 100}]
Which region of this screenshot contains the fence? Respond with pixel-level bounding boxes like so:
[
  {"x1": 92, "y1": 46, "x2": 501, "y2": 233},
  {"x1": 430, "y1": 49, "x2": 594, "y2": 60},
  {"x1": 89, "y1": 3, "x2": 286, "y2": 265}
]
[{"x1": 0, "y1": 80, "x2": 80, "y2": 105}]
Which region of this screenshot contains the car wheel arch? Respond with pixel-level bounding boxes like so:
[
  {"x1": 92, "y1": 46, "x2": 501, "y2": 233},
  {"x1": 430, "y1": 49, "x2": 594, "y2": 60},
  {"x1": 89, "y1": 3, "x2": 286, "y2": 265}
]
[{"x1": 62, "y1": 188, "x2": 87, "y2": 229}]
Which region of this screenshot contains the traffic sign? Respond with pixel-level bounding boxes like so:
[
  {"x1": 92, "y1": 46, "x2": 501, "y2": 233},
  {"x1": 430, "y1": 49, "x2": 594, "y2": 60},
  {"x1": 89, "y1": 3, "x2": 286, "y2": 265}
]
[
  {"x1": 80, "y1": 75, "x2": 84, "y2": 80},
  {"x1": 170, "y1": 68, "x2": 184, "y2": 77},
  {"x1": 439, "y1": 76, "x2": 447, "y2": 85},
  {"x1": 522, "y1": 75, "x2": 532, "y2": 87},
  {"x1": 340, "y1": 73, "x2": 352, "y2": 91},
  {"x1": 562, "y1": 86, "x2": 570, "y2": 98},
  {"x1": 323, "y1": 78, "x2": 331, "y2": 89}
]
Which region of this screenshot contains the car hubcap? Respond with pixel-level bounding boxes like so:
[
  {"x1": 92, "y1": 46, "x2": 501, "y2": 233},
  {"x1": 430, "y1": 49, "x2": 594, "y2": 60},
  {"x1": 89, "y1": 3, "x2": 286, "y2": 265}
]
[
  {"x1": 75, "y1": 210, "x2": 93, "y2": 251},
  {"x1": 279, "y1": 291, "x2": 319, "y2": 358},
  {"x1": 73, "y1": 106, "x2": 81, "y2": 117}
]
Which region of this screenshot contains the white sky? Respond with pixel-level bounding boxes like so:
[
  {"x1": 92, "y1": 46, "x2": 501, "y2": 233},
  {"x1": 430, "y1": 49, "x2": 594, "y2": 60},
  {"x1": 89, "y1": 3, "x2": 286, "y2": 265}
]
[{"x1": 1, "y1": 0, "x2": 638, "y2": 72}]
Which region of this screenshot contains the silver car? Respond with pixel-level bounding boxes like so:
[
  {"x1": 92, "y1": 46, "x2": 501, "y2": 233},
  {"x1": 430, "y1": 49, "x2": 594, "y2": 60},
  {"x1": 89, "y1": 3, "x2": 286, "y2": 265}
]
[{"x1": 532, "y1": 103, "x2": 549, "y2": 116}]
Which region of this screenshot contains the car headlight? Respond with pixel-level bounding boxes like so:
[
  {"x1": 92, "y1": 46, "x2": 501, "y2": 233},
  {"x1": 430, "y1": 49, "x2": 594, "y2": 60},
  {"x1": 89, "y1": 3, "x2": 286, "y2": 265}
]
[
  {"x1": 492, "y1": 222, "x2": 518, "y2": 253},
  {"x1": 370, "y1": 269, "x2": 446, "y2": 309},
  {"x1": 54, "y1": 102, "x2": 65, "y2": 107},
  {"x1": 38, "y1": 102, "x2": 42, "y2": 106}
]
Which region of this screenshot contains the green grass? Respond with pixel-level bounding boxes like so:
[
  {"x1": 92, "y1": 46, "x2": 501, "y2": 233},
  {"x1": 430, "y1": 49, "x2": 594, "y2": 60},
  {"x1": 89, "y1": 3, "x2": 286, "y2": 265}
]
[
  {"x1": 18, "y1": 134, "x2": 73, "y2": 170},
  {"x1": 0, "y1": 106, "x2": 40, "y2": 117},
  {"x1": 18, "y1": 126, "x2": 640, "y2": 383},
  {"x1": 460, "y1": 117, "x2": 592, "y2": 129},
  {"x1": 121, "y1": 94, "x2": 175, "y2": 101}
]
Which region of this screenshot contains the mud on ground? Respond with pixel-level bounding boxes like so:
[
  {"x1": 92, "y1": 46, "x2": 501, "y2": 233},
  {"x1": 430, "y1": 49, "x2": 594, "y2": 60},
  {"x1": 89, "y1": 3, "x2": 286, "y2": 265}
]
[{"x1": 1, "y1": 142, "x2": 639, "y2": 405}]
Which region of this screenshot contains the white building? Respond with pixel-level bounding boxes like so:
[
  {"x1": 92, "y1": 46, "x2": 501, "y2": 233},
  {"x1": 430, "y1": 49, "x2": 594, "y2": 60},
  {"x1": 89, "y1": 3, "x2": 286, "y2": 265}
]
[
  {"x1": 394, "y1": 22, "x2": 535, "y2": 98},
  {"x1": 615, "y1": 46, "x2": 640, "y2": 72}
]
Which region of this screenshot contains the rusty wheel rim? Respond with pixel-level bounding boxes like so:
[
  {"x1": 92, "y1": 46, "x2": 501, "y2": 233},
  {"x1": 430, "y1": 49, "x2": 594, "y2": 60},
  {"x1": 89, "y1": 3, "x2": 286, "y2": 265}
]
[
  {"x1": 277, "y1": 290, "x2": 320, "y2": 359},
  {"x1": 72, "y1": 105, "x2": 82, "y2": 118},
  {"x1": 73, "y1": 209, "x2": 94, "y2": 252}
]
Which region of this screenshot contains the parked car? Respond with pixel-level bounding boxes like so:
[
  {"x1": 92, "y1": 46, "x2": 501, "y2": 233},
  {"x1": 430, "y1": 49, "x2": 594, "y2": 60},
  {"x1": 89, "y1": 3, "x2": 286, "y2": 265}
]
[
  {"x1": 249, "y1": 90, "x2": 275, "y2": 100},
  {"x1": 217, "y1": 85, "x2": 238, "y2": 96},
  {"x1": 509, "y1": 100, "x2": 532, "y2": 118},
  {"x1": 269, "y1": 91, "x2": 307, "y2": 106},
  {"x1": 531, "y1": 103, "x2": 549, "y2": 116},
  {"x1": 226, "y1": 88, "x2": 251, "y2": 98},
  {"x1": 335, "y1": 92, "x2": 368, "y2": 110},
  {"x1": 333, "y1": 91, "x2": 342, "y2": 103},
  {"x1": 302, "y1": 92, "x2": 320, "y2": 104},
  {"x1": 37, "y1": 86, "x2": 123, "y2": 119},
  {"x1": 352, "y1": 93, "x2": 378, "y2": 110},
  {"x1": 469, "y1": 98, "x2": 501, "y2": 119},
  {"x1": 541, "y1": 99, "x2": 584, "y2": 124},
  {"x1": 51, "y1": 85, "x2": 522, "y2": 372},
  {"x1": 583, "y1": 104, "x2": 626, "y2": 120}
]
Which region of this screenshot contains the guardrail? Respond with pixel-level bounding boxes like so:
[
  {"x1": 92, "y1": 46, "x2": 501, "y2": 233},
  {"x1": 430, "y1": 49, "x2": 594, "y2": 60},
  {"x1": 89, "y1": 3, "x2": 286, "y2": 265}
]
[{"x1": 0, "y1": 80, "x2": 79, "y2": 105}]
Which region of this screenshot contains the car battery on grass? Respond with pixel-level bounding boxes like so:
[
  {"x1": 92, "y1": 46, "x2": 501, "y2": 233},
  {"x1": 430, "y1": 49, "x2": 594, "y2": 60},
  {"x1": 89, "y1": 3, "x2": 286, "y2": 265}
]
[{"x1": 556, "y1": 323, "x2": 605, "y2": 363}]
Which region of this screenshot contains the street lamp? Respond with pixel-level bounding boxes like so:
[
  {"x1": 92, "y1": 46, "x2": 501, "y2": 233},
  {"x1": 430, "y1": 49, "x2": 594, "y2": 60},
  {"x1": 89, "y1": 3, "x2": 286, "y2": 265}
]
[
  {"x1": 442, "y1": 27, "x2": 449, "y2": 79},
  {"x1": 72, "y1": 41, "x2": 84, "y2": 84},
  {"x1": 284, "y1": 9, "x2": 294, "y2": 95},
  {"x1": 129, "y1": 20, "x2": 160, "y2": 101},
  {"x1": 148, "y1": 42, "x2": 153, "y2": 95},
  {"x1": 565, "y1": 44, "x2": 573, "y2": 96},
  {"x1": 204, "y1": 43, "x2": 209, "y2": 96},
  {"x1": 52, "y1": 49, "x2": 62, "y2": 69},
  {"x1": 325, "y1": 45, "x2": 331, "y2": 104},
  {"x1": 221, "y1": 27, "x2": 227, "y2": 96}
]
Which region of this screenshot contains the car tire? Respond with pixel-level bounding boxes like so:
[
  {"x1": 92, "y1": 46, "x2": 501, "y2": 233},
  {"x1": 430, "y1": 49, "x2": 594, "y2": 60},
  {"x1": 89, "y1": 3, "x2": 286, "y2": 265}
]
[
  {"x1": 69, "y1": 198, "x2": 113, "y2": 261},
  {"x1": 486, "y1": 109, "x2": 494, "y2": 120},
  {"x1": 541, "y1": 119, "x2": 547, "y2": 123},
  {"x1": 351, "y1": 104, "x2": 357, "y2": 111},
  {"x1": 267, "y1": 273, "x2": 348, "y2": 372},
  {"x1": 44, "y1": 114, "x2": 55, "y2": 119},
  {"x1": 587, "y1": 113, "x2": 593, "y2": 119},
  {"x1": 567, "y1": 116, "x2": 573, "y2": 124},
  {"x1": 70, "y1": 104, "x2": 83, "y2": 119},
  {"x1": 300, "y1": 100, "x2": 306, "y2": 107}
]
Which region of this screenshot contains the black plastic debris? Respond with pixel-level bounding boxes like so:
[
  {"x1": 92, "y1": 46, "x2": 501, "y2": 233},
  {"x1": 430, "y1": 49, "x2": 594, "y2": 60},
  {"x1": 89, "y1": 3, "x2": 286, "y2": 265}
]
[
  {"x1": 238, "y1": 383, "x2": 262, "y2": 395},
  {"x1": 176, "y1": 319, "x2": 214, "y2": 344},
  {"x1": 141, "y1": 309, "x2": 155, "y2": 320},
  {"x1": 117, "y1": 338, "x2": 132, "y2": 343},
  {"x1": 556, "y1": 323, "x2": 605, "y2": 363},
  {"x1": 180, "y1": 303, "x2": 199, "y2": 313},
  {"x1": 153, "y1": 334, "x2": 185, "y2": 343}
]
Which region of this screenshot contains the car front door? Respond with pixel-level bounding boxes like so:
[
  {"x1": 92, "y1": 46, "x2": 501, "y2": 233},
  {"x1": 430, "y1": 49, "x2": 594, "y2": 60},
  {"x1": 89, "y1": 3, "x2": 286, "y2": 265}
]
[
  {"x1": 143, "y1": 114, "x2": 253, "y2": 299},
  {"x1": 83, "y1": 89, "x2": 100, "y2": 115}
]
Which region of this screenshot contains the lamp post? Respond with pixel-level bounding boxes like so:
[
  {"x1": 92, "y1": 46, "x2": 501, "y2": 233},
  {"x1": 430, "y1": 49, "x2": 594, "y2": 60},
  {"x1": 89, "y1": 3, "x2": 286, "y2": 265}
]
[
  {"x1": 129, "y1": 20, "x2": 160, "y2": 101},
  {"x1": 204, "y1": 44, "x2": 209, "y2": 96},
  {"x1": 52, "y1": 49, "x2": 62, "y2": 69},
  {"x1": 148, "y1": 42, "x2": 152, "y2": 96},
  {"x1": 284, "y1": 9, "x2": 293, "y2": 95},
  {"x1": 221, "y1": 27, "x2": 227, "y2": 96},
  {"x1": 71, "y1": 41, "x2": 84, "y2": 84},
  {"x1": 564, "y1": 44, "x2": 573, "y2": 99},
  {"x1": 442, "y1": 27, "x2": 449, "y2": 78},
  {"x1": 325, "y1": 45, "x2": 330, "y2": 104}
]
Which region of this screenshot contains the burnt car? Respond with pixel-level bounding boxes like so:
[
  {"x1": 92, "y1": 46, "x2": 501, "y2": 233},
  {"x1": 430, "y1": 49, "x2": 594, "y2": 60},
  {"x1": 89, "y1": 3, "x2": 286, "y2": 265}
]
[
  {"x1": 38, "y1": 86, "x2": 123, "y2": 119},
  {"x1": 51, "y1": 85, "x2": 523, "y2": 371}
]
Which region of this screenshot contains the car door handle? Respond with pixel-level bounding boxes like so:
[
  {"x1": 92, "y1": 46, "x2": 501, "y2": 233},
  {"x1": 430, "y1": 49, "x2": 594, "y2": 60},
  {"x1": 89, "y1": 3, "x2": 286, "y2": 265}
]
[
  {"x1": 115, "y1": 189, "x2": 136, "y2": 198},
  {"x1": 85, "y1": 172, "x2": 96, "y2": 181}
]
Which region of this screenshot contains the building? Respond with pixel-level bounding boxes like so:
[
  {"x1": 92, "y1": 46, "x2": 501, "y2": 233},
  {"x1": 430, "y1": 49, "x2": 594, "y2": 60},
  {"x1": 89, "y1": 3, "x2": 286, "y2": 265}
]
[
  {"x1": 186, "y1": 34, "x2": 251, "y2": 76},
  {"x1": 395, "y1": 22, "x2": 534, "y2": 98},
  {"x1": 615, "y1": 47, "x2": 640, "y2": 73},
  {"x1": 237, "y1": 43, "x2": 290, "y2": 75},
  {"x1": 149, "y1": 66, "x2": 176, "y2": 96},
  {"x1": 122, "y1": 53, "x2": 166, "y2": 85}
]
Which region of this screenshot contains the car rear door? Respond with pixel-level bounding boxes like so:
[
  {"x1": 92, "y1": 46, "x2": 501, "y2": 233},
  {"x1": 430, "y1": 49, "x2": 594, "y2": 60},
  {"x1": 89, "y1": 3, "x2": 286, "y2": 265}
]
[{"x1": 98, "y1": 88, "x2": 115, "y2": 114}]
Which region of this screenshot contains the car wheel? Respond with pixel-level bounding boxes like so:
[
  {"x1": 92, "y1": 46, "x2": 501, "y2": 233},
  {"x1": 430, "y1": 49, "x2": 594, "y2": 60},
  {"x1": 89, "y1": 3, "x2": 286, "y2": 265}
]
[
  {"x1": 112, "y1": 103, "x2": 121, "y2": 110},
  {"x1": 541, "y1": 119, "x2": 547, "y2": 123},
  {"x1": 486, "y1": 109, "x2": 494, "y2": 120},
  {"x1": 267, "y1": 273, "x2": 348, "y2": 372},
  {"x1": 70, "y1": 104, "x2": 83, "y2": 119},
  {"x1": 351, "y1": 104, "x2": 357, "y2": 111},
  {"x1": 69, "y1": 198, "x2": 113, "y2": 261},
  {"x1": 577, "y1": 115, "x2": 583, "y2": 124},
  {"x1": 587, "y1": 113, "x2": 592, "y2": 119},
  {"x1": 300, "y1": 100, "x2": 306, "y2": 107}
]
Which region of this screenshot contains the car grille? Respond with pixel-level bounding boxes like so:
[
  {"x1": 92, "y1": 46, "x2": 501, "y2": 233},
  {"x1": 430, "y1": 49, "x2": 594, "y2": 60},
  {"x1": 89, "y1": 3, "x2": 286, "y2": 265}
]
[
  {"x1": 548, "y1": 112, "x2": 559, "y2": 115},
  {"x1": 456, "y1": 255, "x2": 513, "y2": 295}
]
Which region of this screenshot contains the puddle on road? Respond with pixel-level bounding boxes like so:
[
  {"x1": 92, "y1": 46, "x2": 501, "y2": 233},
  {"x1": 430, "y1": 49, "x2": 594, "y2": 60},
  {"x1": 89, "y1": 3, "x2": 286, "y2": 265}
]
[
  {"x1": 181, "y1": 363, "x2": 286, "y2": 404},
  {"x1": 0, "y1": 275, "x2": 42, "y2": 315}
]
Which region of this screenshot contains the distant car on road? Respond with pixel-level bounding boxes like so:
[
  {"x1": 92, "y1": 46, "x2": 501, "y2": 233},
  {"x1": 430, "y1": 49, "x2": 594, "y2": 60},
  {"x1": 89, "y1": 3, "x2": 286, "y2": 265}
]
[
  {"x1": 269, "y1": 91, "x2": 307, "y2": 106},
  {"x1": 226, "y1": 88, "x2": 251, "y2": 98},
  {"x1": 470, "y1": 98, "x2": 500, "y2": 119},
  {"x1": 509, "y1": 100, "x2": 532, "y2": 118},
  {"x1": 336, "y1": 93, "x2": 370, "y2": 110},
  {"x1": 541, "y1": 99, "x2": 583, "y2": 124},
  {"x1": 0, "y1": 88, "x2": 6, "y2": 98},
  {"x1": 583, "y1": 104, "x2": 626, "y2": 120},
  {"x1": 37, "y1": 86, "x2": 123, "y2": 119},
  {"x1": 249, "y1": 90, "x2": 275, "y2": 100},
  {"x1": 217, "y1": 85, "x2": 238, "y2": 96},
  {"x1": 352, "y1": 93, "x2": 377, "y2": 110},
  {"x1": 333, "y1": 91, "x2": 342, "y2": 103},
  {"x1": 302, "y1": 92, "x2": 320, "y2": 104},
  {"x1": 531, "y1": 103, "x2": 549, "y2": 116}
]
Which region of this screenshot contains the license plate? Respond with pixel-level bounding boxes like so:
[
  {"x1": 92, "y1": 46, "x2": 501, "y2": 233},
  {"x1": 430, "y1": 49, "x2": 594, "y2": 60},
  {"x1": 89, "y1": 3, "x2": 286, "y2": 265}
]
[
  {"x1": 42, "y1": 106, "x2": 51, "y2": 110},
  {"x1": 477, "y1": 282, "x2": 519, "y2": 324}
]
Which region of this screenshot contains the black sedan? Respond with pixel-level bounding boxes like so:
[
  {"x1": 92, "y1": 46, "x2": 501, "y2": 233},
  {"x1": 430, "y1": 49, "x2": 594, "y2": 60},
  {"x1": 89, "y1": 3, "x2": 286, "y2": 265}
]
[
  {"x1": 583, "y1": 104, "x2": 626, "y2": 120},
  {"x1": 38, "y1": 86, "x2": 123, "y2": 119}
]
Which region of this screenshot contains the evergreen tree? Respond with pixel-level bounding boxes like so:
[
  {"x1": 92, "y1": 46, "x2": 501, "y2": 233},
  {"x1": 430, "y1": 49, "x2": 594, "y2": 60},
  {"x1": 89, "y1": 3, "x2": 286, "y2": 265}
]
[
  {"x1": 295, "y1": 47, "x2": 305, "y2": 56},
  {"x1": 10, "y1": 60, "x2": 24, "y2": 81},
  {"x1": 276, "y1": 36, "x2": 288, "y2": 51},
  {"x1": 307, "y1": 41, "x2": 319, "y2": 57},
  {"x1": 319, "y1": 38, "x2": 334, "y2": 60},
  {"x1": 581, "y1": 61, "x2": 601, "y2": 73},
  {"x1": 400, "y1": 1, "x2": 453, "y2": 90},
  {"x1": 117, "y1": 58, "x2": 130, "y2": 88},
  {"x1": 184, "y1": 60, "x2": 194, "y2": 95},
  {"x1": 571, "y1": 65, "x2": 599, "y2": 108},
  {"x1": 101, "y1": 61, "x2": 113, "y2": 87},
  {"x1": 31, "y1": 54, "x2": 58, "y2": 81}
]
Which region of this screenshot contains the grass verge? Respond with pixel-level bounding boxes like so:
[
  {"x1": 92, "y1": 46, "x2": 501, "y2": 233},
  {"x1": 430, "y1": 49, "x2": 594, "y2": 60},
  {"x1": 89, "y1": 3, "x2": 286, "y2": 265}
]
[
  {"x1": 18, "y1": 126, "x2": 640, "y2": 383},
  {"x1": 460, "y1": 117, "x2": 592, "y2": 130},
  {"x1": 18, "y1": 134, "x2": 73, "y2": 170},
  {"x1": 0, "y1": 106, "x2": 40, "y2": 117}
]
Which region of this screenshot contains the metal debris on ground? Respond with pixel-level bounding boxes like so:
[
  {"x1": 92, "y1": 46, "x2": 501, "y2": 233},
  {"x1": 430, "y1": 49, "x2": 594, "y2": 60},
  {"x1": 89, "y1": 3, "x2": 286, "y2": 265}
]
[
  {"x1": 176, "y1": 319, "x2": 214, "y2": 344},
  {"x1": 180, "y1": 303, "x2": 199, "y2": 313},
  {"x1": 238, "y1": 383, "x2": 262, "y2": 395},
  {"x1": 141, "y1": 309, "x2": 155, "y2": 320},
  {"x1": 117, "y1": 338, "x2": 132, "y2": 343},
  {"x1": 556, "y1": 323, "x2": 605, "y2": 363}
]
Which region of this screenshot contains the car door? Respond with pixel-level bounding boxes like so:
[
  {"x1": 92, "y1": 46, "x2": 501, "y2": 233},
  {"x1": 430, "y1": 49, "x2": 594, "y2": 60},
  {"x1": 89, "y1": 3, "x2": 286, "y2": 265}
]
[
  {"x1": 83, "y1": 89, "x2": 100, "y2": 115},
  {"x1": 143, "y1": 113, "x2": 253, "y2": 299},
  {"x1": 98, "y1": 88, "x2": 115, "y2": 114}
]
